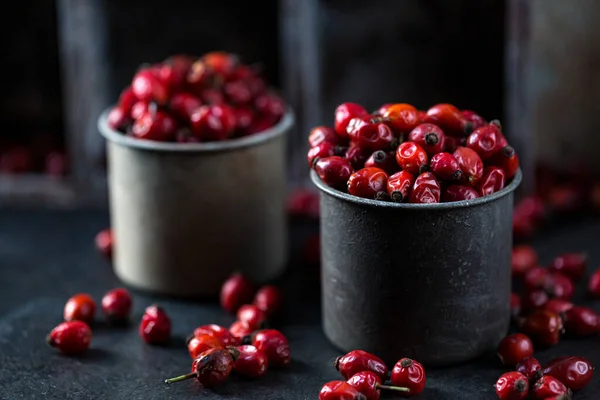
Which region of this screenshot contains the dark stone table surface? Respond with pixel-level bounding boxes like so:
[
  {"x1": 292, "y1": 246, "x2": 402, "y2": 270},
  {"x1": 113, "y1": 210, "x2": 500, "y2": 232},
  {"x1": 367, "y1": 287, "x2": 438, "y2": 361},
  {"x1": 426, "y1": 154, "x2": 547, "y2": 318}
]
[{"x1": 0, "y1": 209, "x2": 598, "y2": 399}]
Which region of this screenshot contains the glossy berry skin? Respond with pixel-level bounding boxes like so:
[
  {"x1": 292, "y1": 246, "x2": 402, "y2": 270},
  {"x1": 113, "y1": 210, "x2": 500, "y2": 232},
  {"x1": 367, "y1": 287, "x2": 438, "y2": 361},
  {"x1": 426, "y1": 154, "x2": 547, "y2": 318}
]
[
  {"x1": 521, "y1": 310, "x2": 563, "y2": 347},
  {"x1": 223, "y1": 80, "x2": 252, "y2": 105},
  {"x1": 117, "y1": 86, "x2": 138, "y2": 116},
  {"x1": 444, "y1": 136, "x2": 466, "y2": 153},
  {"x1": 466, "y1": 124, "x2": 506, "y2": 160},
  {"x1": 549, "y1": 253, "x2": 587, "y2": 281},
  {"x1": 101, "y1": 288, "x2": 132, "y2": 324},
  {"x1": 347, "y1": 168, "x2": 389, "y2": 200},
  {"x1": 334, "y1": 103, "x2": 369, "y2": 138},
  {"x1": 395, "y1": 142, "x2": 429, "y2": 175},
  {"x1": 192, "y1": 348, "x2": 237, "y2": 387},
  {"x1": 63, "y1": 293, "x2": 96, "y2": 324},
  {"x1": 46, "y1": 321, "x2": 92, "y2": 355},
  {"x1": 563, "y1": 306, "x2": 600, "y2": 337},
  {"x1": 516, "y1": 356, "x2": 543, "y2": 382},
  {"x1": 237, "y1": 304, "x2": 266, "y2": 330},
  {"x1": 308, "y1": 142, "x2": 337, "y2": 167},
  {"x1": 234, "y1": 107, "x2": 255, "y2": 134},
  {"x1": 131, "y1": 68, "x2": 168, "y2": 104},
  {"x1": 524, "y1": 267, "x2": 549, "y2": 291},
  {"x1": 453, "y1": 147, "x2": 484, "y2": 186},
  {"x1": 253, "y1": 285, "x2": 282, "y2": 316},
  {"x1": 429, "y1": 152, "x2": 462, "y2": 181},
  {"x1": 345, "y1": 144, "x2": 371, "y2": 170},
  {"x1": 346, "y1": 371, "x2": 381, "y2": 400},
  {"x1": 497, "y1": 333, "x2": 534, "y2": 366},
  {"x1": 347, "y1": 119, "x2": 396, "y2": 151},
  {"x1": 160, "y1": 55, "x2": 194, "y2": 94},
  {"x1": 532, "y1": 376, "x2": 570, "y2": 399},
  {"x1": 233, "y1": 345, "x2": 268, "y2": 378},
  {"x1": 107, "y1": 107, "x2": 130, "y2": 131},
  {"x1": 390, "y1": 358, "x2": 426, "y2": 396},
  {"x1": 494, "y1": 371, "x2": 529, "y2": 400},
  {"x1": 543, "y1": 356, "x2": 594, "y2": 391},
  {"x1": 319, "y1": 381, "x2": 366, "y2": 400},
  {"x1": 220, "y1": 273, "x2": 255, "y2": 314},
  {"x1": 309, "y1": 126, "x2": 345, "y2": 147},
  {"x1": 229, "y1": 320, "x2": 254, "y2": 342},
  {"x1": 187, "y1": 334, "x2": 221, "y2": 359},
  {"x1": 387, "y1": 170, "x2": 415, "y2": 202},
  {"x1": 425, "y1": 103, "x2": 472, "y2": 137},
  {"x1": 131, "y1": 101, "x2": 150, "y2": 120},
  {"x1": 364, "y1": 151, "x2": 399, "y2": 175},
  {"x1": 511, "y1": 245, "x2": 538, "y2": 277},
  {"x1": 254, "y1": 94, "x2": 285, "y2": 122},
  {"x1": 132, "y1": 110, "x2": 178, "y2": 141},
  {"x1": 589, "y1": 269, "x2": 600, "y2": 297},
  {"x1": 139, "y1": 305, "x2": 171, "y2": 345},
  {"x1": 442, "y1": 185, "x2": 479, "y2": 202},
  {"x1": 476, "y1": 166, "x2": 506, "y2": 196},
  {"x1": 543, "y1": 299, "x2": 573, "y2": 314},
  {"x1": 190, "y1": 104, "x2": 237, "y2": 141},
  {"x1": 169, "y1": 92, "x2": 202, "y2": 120},
  {"x1": 378, "y1": 103, "x2": 420, "y2": 133},
  {"x1": 95, "y1": 228, "x2": 113, "y2": 259},
  {"x1": 545, "y1": 273, "x2": 574, "y2": 301},
  {"x1": 491, "y1": 146, "x2": 520, "y2": 179},
  {"x1": 407, "y1": 123, "x2": 446, "y2": 156},
  {"x1": 194, "y1": 324, "x2": 239, "y2": 347},
  {"x1": 409, "y1": 172, "x2": 441, "y2": 204},
  {"x1": 522, "y1": 290, "x2": 549, "y2": 312},
  {"x1": 335, "y1": 350, "x2": 388, "y2": 382},
  {"x1": 252, "y1": 329, "x2": 290, "y2": 367},
  {"x1": 315, "y1": 156, "x2": 354, "y2": 188},
  {"x1": 461, "y1": 110, "x2": 487, "y2": 130}
]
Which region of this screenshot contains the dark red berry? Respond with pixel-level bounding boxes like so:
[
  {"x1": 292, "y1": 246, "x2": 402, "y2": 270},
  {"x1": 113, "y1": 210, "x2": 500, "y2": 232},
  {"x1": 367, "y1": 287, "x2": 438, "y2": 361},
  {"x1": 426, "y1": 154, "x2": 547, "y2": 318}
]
[
  {"x1": 201, "y1": 88, "x2": 225, "y2": 105},
  {"x1": 308, "y1": 142, "x2": 336, "y2": 167},
  {"x1": 491, "y1": 146, "x2": 520, "y2": 179},
  {"x1": 589, "y1": 269, "x2": 600, "y2": 297},
  {"x1": 497, "y1": 333, "x2": 534, "y2": 366},
  {"x1": 236, "y1": 304, "x2": 266, "y2": 330},
  {"x1": 347, "y1": 119, "x2": 396, "y2": 151},
  {"x1": 461, "y1": 110, "x2": 487, "y2": 130},
  {"x1": 309, "y1": 126, "x2": 345, "y2": 148},
  {"x1": 139, "y1": 305, "x2": 171, "y2": 345},
  {"x1": 224, "y1": 80, "x2": 253, "y2": 105},
  {"x1": 335, "y1": 103, "x2": 369, "y2": 138},
  {"x1": 117, "y1": 86, "x2": 138, "y2": 116},
  {"x1": 190, "y1": 104, "x2": 237, "y2": 141},
  {"x1": 95, "y1": 228, "x2": 113, "y2": 259},
  {"x1": 543, "y1": 356, "x2": 594, "y2": 391},
  {"x1": 229, "y1": 320, "x2": 253, "y2": 342},
  {"x1": 524, "y1": 267, "x2": 549, "y2": 291},
  {"x1": 220, "y1": 273, "x2": 255, "y2": 314},
  {"x1": 252, "y1": 329, "x2": 290, "y2": 367},
  {"x1": 520, "y1": 310, "x2": 563, "y2": 347},
  {"x1": 101, "y1": 288, "x2": 133, "y2": 324},
  {"x1": 442, "y1": 185, "x2": 479, "y2": 202},
  {"x1": 46, "y1": 321, "x2": 92, "y2": 355},
  {"x1": 159, "y1": 54, "x2": 193, "y2": 94},
  {"x1": 549, "y1": 253, "x2": 587, "y2": 281},
  {"x1": 532, "y1": 375, "x2": 571, "y2": 399},
  {"x1": 347, "y1": 168, "x2": 389, "y2": 200},
  {"x1": 543, "y1": 299, "x2": 573, "y2": 314},
  {"x1": 515, "y1": 196, "x2": 545, "y2": 223},
  {"x1": 320, "y1": 381, "x2": 366, "y2": 400},
  {"x1": 407, "y1": 123, "x2": 446, "y2": 156},
  {"x1": 132, "y1": 109, "x2": 178, "y2": 141},
  {"x1": 516, "y1": 356, "x2": 543, "y2": 382},
  {"x1": 522, "y1": 290, "x2": 549, "y2": 312},
  {"x1": 165, "y1": 347, "x2": 239, "y2": 388},
  {"x1": 466, "y1": 124, "x2": 506, "y2": 160},
  {"x1": 377, "y1": 103, "x2": 420, "y2": 133},
  {"x1": 511, "y1": 245, "x2": 538, "y2": 277},
  {"x1": 203, "y1": 51, "x2": 239, "y2": 79},
  {"x1": 444, "y1": 136, "x2": 466, "y2": 153},
  {"x1": 187, "y1": 334, "x2": 221, "y2": 359},
  {"x1": 453, "y1": 147, "x2": 484, "y2": 186},
  {"x1": 286, "y1": 189, "x2": 319, "y2": 219},
  {"x1": 425, "y1": 103, "x2": 472, "y2": 137},
  {"x1": 253, "y1": 285, "x2": 282, "y2": 317},
  {"x1": 233, "y1": 345, "x2": 268, "y2": 378},
  {"x1": 545, "y1": 273, "x2": 574, "y2": 301},
  {"x1": 408, "y1": 172, "x2": 441, "y2": 204},
  {"x1": 234, "y1": 107, "x2": 254, "y2": 134},
  {"x1": 345, "y1": 143, "x2": 371, "y2": 170},
  {"x1": 387, "y1": 170, "x2": 415, "y2": 202},
  {"x1": 131, "y1": 101, "x2": 149, "y2": 120},
  {"x1": 390, "y1": 358, "x2": 426, "y2": 396},
  {"x1": 132, "y1": 68, "x2": 168, "y2": 104},
  {"x1": 107, "y1": 107, "x2": 130, "y2": 132},
  {"x1": 395, "y1": 142, "x2": 429, "y2": 175},
  {"x1": 494, "y1": 371, "x2": 529, "y2": 400},
  {"x1": 334, "y1": 350, "x2": 388, "y2": 382},
  {"x1": 254, "y1": 94, "x2": 285, "y2": 122},
  {"x1": 63, "y1": 293, "x2": 96, "y2": 324},
  {"x1": 194, "y1": 324, "x2": 239, "y2": 347},
  {"x1": 429, "y1": 152, "x2": 462, "y2": 181},
  {"x1": 511, "y1": 293, "x2": 521, "y2": 317},
  {"x1": 476, "y1": 166, "x2": 506, "y2": 196},
  {"x1": 315, "y1": 156, "x2": 354, "y2": 188},
  {"x1": 364, "y1": 151, "x2": 399, "y2": 175},
  {"x1": 169, "y1": 92, "x2": 202, "y2": 120},
  {"x1": 563, "y1": 306, "x2": 600, "y2": 337},
  {"x1": 346, "y1": 371, "x2": 409, "y2": 400}
]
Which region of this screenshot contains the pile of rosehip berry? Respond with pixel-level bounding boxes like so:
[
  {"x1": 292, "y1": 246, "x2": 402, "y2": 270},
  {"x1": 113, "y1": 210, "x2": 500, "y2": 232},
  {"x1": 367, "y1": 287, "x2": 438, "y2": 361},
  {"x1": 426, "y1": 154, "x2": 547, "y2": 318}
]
[
  {"x1": 492, "y1": 249, "x2": 600, "y2": 399},
  {"x1": 107, "y1": 52, "x2": 286, "y2": 142},
  {"x1": 308, "y1": 102, "x2": 519, "y2": 203},
  {"x1": 319, "y1": 350, "x2": 425, "y2": 399}
]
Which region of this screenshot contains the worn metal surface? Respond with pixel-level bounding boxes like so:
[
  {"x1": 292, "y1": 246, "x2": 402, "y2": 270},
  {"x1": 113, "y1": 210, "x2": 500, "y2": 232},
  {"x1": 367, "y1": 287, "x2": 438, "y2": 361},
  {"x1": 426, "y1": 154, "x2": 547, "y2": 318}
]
[
  {"x1": 312, "y1": 170, "x2": 522, "y2": 367},
  {"x1": 98, "y1": 110, "x2": 294, "y2": 297}
]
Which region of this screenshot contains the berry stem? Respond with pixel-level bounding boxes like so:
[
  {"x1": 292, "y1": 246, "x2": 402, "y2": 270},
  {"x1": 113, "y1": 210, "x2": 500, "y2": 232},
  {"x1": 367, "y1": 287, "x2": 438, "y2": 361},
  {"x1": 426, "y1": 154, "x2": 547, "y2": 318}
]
[
  {"x1": 164, "y1": 372, "x2": 197, "y2": 384},
  {"x1": 378, "y1": 384, "x2": 410, "y2": 392}
]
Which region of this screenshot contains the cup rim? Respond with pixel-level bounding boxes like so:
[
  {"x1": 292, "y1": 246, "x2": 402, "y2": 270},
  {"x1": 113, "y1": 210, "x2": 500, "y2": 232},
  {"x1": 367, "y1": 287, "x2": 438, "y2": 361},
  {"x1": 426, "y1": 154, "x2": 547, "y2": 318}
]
[
  {"x1": 310, "y1": 168, "x2": 522, "y2": 210},
  {"x1": 97, "y1": 106, "x2": 294, "y2": 153}
]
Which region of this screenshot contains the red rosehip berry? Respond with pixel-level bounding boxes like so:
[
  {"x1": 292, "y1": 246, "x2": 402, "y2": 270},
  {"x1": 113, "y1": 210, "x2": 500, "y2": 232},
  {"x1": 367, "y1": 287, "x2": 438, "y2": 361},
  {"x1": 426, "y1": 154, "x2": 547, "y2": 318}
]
[
  {"x1": 101, "y1": 288, "x2": 132, "y2": 324},
  {"x1": 461, "y1": 110, "x2": 487, "y2": 130},
  {"x1": 334, "y1": 103, "x2": 369, "y2": 138},
  {"x1": 220, "y1": 273, "x2": 255, "y2": 314},
  {"x1": 334, "y1": 350, "x2": 388, "y2": 382},
  {"x1": 466, "y1": 124, "x2": 507, "y2": 160},
  {"x1": 254, "y1": 94, "x2": 285, "y2": 122},
  {"x1": 494, "y1": 371, "x2": 529, "y2": 400},
  {"x1": 233, "y1": 345, "x2": 268, "y2": 378},
  {"x1": 407, "y1": 123, "x2": 446, "y2": 156},
  {"x1": 549, "y1": 253, "x2": 587, "y2": 281},
  {"x1": 524, "y1": 267, "x2": 549, "y2": 291},
  {"x1": 309, "y1": 126, "x2": 345, "y2": 148},
  {"x1": 395, "y1": 142, "x2": 429, "y2": 175},
  {"x1": 543, "y1": 356, "x2": 594, "y2": 391},
  {"x1": 130, "y1": 101, "x2": 150, "y2": 120},
  {"x1": 364, "y1": 150, "x2": 399, "y2": 175},
  {"x1": 236, "y1": 304, "x2": 266, "y2": 330},
  {"x1": 223, "y1": 80, "x2": 253, "y2": 106},
  {"x1": 511, "y1": 245, "x2": 538, "y2": 277},
  {"x1": 542, "y1": 299, "x2": 573, "y2": 315},
  {"x1": 443, "y1": 136, "x2": 466, "y2": 153},
  {"x1": 545, "y1": 273, "x2": 575, "y2": 301},
  {"x1": 286, "y1": 188, "x2": 320, "y2": 219},
  {"x1": 429, "y1": 152, "x2": 462, "y2": 181},
  {"x1": 516, "y1": 356, "x2": 543, "y2": 382},
  {"x1": 159, "y1": 54, "x2": 194, "y2": 94},
  {"x1": 442, "y1": 185, "x2": 479, "y2": 202},
  {"x1": 251, "y1": 329, "x2": 290, "y2": 367},
  {"x1": 377, "y1": 103, "x2": 420, "y2": 133},
  {"x1": 522, "y1": 290, "x2": 549, "y2": 312},
  {"x1": 425, "y1": 103, "x2": 472, "y2": 137},
  {"x1": 520, "y1": 310, "x2": 563, "y2": 347},
  {"x1": 453, "y1": 146, "x2": 484, "y2": 186},
  {"x1": 229, "y1": 320, "x2": 254, "y2": 342},
  {"x1": 589, "y1": 268, "x2": 600, "y2": 298},
  {"x1": 491, "y1": 146, "x2": 520, "y2": 179},
  {"x1": 117, "y1": 86, "x2": 138, "y2": 117},
  {"x1": 346, "y1": 371, "x2": 409, "y2": 400},
  {"x1": 497, "y1": 333, "x2": 534, "y2": 366},
  {"x1": 139, "y1": 305, "x2": 171, "y2": 345},
  {"x1": 63, "y1": 293, "x2": 96, "y2": 324},
  {"x1": 345, "y1": 143, "x2": 371, "y2": 170},
  {"x1": 165, "y1": 347, "x2": 240, "y2": 388},
  {"x1": 95, "y1": 228, "x2": 113, "y2": 259},
  {"x1": 233, "y1": 107, "x2": 255, "y2": 135},
  {"x1": 408, "y1": 172, "x2": 441, "y2": 204},
  {"x1": 308, "y1": 142, "x2": 337, "y2": 167},
  {"x1": 46, "y1": 321, "x2": 92, "y2": 355},
  {"x1": 200, "y1": 88, "x2": 225, "y2": 105},
  {"x1": 194, "y1": 324, "x2": 238, "y2": 347},
  {"x1": 168, "y1": 92, "x2": 202, "y2": 120},
  {"x1": 131, "y1": 68, "x2": 168, "y2": 104},
  {"x1": 387, "y1": 170, "x2": 416, "y2": 202},
  {"x1": 390, "y1": 358, "x2": 426, "y2": 396},
  {"x1": 187, "y1": 334, "x2": 221, "y2": 360},
  {"x1": 347, "y1": 167, "x2": 389, "y2": 200},
  {"x1": 476, "y1": 166, "x2": 506, "y2": 196},
  {"x1": 253, "y1": 285, "x2": 283, "y2": 317},
  {"x1": 203, "y1": 51, "x2": 239, "y2": 78},
  {"x1": 315, "y1": 156, "x2": 354, "y2": 188},
  {"x1": 515, "y1": 195, "x2": 545, "y2": 223},
  {"x1": 347, "y1": 119, "x2": 396, "y2": 151},
  {"x1": 132, "y1": 109, "x2": 178, "y2": 141},
  {"x1": 319, "y1": 381, "x2": 366, "y2": 400},
  {"x1": 190, "y1": 104, "x2": 237, "y2": 141},
  {"x1": 107, "y1": 107, "x2": 130, "y2": 132},
  {"x1": 532, "y1": 375, "x2": 571, "y2": 399},
  {"x1": 563, "y1": 306, "x2": 600, "y2": 337}
]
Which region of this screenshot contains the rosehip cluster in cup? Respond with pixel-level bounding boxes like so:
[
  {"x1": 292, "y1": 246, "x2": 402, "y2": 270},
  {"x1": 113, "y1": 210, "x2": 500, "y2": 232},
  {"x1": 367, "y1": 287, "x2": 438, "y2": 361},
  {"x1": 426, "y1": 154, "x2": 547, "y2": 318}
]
[
  {"x1": 319, "y1": 350, "x2": 426, "y2": 399},
  {"x1": 308, "y1": 102, "x2": 519, "y2": 203},
  {"x1": 107, "y1": 52, "x2": 285, "y2": 142}
]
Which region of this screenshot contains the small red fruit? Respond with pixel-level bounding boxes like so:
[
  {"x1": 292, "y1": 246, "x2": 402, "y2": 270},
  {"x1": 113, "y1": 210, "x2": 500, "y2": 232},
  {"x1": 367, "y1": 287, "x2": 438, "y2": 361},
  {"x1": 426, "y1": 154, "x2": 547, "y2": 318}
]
[
  {"x1": 254, "y1": 94, "x2": 285, "y2": 121},
  {"x1": 203, "y1": 51, "x2": 239, "y2": 78},
  {"x1": 377, "y1": 103, "x2": 420, "y2": 133},
  {"x1": 395, "y1": 142, "x2": 429, "y2": 175},
  {"x1": 237, "y1": 304, "x2": 266, "y2": 330},
  {"x1": 308, "y1": 142, "x2": 337, "y2": 167},
  {"x1": 466, "y1": 124, "x2": 507, "y2": 160},
  {"x1": 589, "y1": 268, "x2": 600, "y2": 297},
  {"x1": 544, "y1": 273, "x2": 575, "y2": 301},
  {"x1": 497, "y1": 333, "x2": 534, "y2": 366},
  {"x1": 63, "y1": 293, "x2": 96, "y2": 324},
  {"x1": 364, "y1": 150, "x2": 399, "y2": 175},
  {"x1": 131, "y1": 68, "x2": 168, "y2": 104},
  {"x1": 251, "y1": 329, "x2": 290, "y2": 367},
  {"x1": 132, "y1": 109, "x2": 178, "y2": 141},
  {"x1": 511, "y1": 245, "x2": 538, "y2": 277},
  {"x1": 491, "y1": 146, "x2": 520, "y2": 179},
  {"x1": 334, "y1": 103, "x2": 369, "y2": 138},
  {"x1": 516, "y1": 356, "x2": 543, "y2": 382},
  {"x1": 107, "y1": 107, "x2": 130, "y2": 131},
  {"x1": 442, "y1": 185, "x2": 479, "y2": 202},
  {"x1": 429, "y1": 152, "x2": 462, "y2": 181},
  {"x1": 425, "y1": 103, "x2": 472, "y2": 137},
  {"x1": 476, "y1": 166, "x2": 506, "y2": 196},
  {"x1": 543, "y1": 356, "x2": 594, "y2": 391},
  {"x1": 131, "y1": 101, "x2": 149, "y2": 120},
  {"x1": 190, "y1": 104, "x2": 237, "y2": 141},
  {"x1": 287, "y1": 188, "x2": 320, "y2": 219},
  {"x1": 201, "y1": 88, "x2": 225, "y2": 105},
  {"x1": 187, "y1": 334, "x2": 221, "y2": 359},
  {"x1": 522, "y1": 290, "x2": 549, "y2": 312},
  {"x1": 169, "y1": 92, "x2": 202, "y2": 120},
  {"x1": 253, "y1": 285, "x2": 282, "y2": 317},
  {"x1": 315, "y1": 156, "x2": 354, "y2": 188},
  {"x1": 549, "y1": 253, "x2": 587, "y2": 281},
  {"x1": 532, "y1": 375, "x2": 571, "y2": 399},
  {"x1": 345, "y1": 143, "x2": 371, "y2": 170},
  {"x1": 407, "y1": 123, "x2": 445, "y2": 156},
  {"x1": 320, "y1": 381, "x2": 366, "y2": 400},
  {"x1": 444, "y1": 136, "x2": 466, "y2": 153},
  {"x1": 387, "y1": 170, "x2": 415, "y2": 202},
  {"x1": 194, "y1": 324, "x2": 238, "y2": 347},
  {"x1": 346, "y1": 371, "x2": 409, "y2": 400},
  {"x1": 46, "y1": 321, "x2": 92, "y2": 355},
  {"x1": 220, "y1": 273, "x2": 255, "y2": 314},
  {"x1": 520, "y1": 310, "x2": 563, "y2": 347},
  {"x1": 101, "y1": 288, "x2": 133, "y2": 324},
  {"x1": 95, "y1": 228, "x2": 113, "y2": 259},
  {"x1": 309, "y1": 126, "x2": 345, "y2": 148},
  {"x1": 514, "y1": 196, "x2": 545, "y2": 223},
  {"x1": 234, "y1": 107, "x2": 255, "y2": 134},
  {"x1": 335, "y1": 350, "x2": 388, "y2": 382},
  {"x1": 347, "y1": 168, "x2": 389, "y2": 200},
  {"x1": 563, "y1": 306, "x2": 600, "y2": 337},
  {"x1": 165, "y1": 347, "x2": 240, "y2": 388},
  {"x1": 408, "y1": 172, "x2": 441, "y2": 204},
  {"x1": 347, "y1": 119, "x2": 396, "y2": 151},
  {"x1": 543, "y1": 299, "x2": 573, "y2": 314},
  {"x1": 453, "y1": 147, "x2": 484, "y2": 186},
  {"x1": 494, "y1": 371, "x2": 529, "y2": 400},
  {"x1": 390, "y1": 358, "x2": 426, "y2": 396},
  {"x1": 233, "y1": 345, "x2": 268, "y2": 378},
  {"x1": 524, "y1": 267, "x2": 549, "y2": 291},
  {"x1": 461, "y1": 110, "x2": 487, "y2": 130},
  {"x1": 117, "y1": 86, "x2": 138, "y2": 116},
  {"x1": 160, "y1": 54, "x2": 193, "y2": 93},
  {"x1": 223, "y1": 80, "x2": 252, "y2": 105},
  {"x1": 229, "y1": 320, "x2": 254, "y2": 342},
  {"x1": 139, "y1": 305, "x2": 171, "y2": 345}
]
